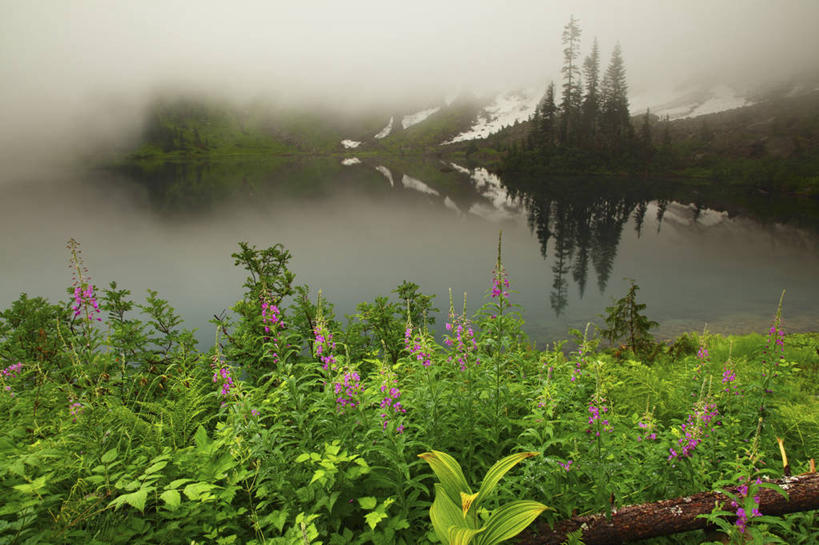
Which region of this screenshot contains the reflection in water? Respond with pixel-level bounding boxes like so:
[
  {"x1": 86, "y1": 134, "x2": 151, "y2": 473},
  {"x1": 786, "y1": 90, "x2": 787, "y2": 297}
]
[
  {"x1": 6, "y1": 156, "x2": 815, "y2": 347},
  {"x1": 112, "y1": 157, "x2": 819, "y2": 324}
]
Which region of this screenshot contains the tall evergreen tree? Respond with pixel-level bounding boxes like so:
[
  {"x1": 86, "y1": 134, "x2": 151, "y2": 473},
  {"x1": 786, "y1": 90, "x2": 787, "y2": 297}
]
[
  {"x1": 538, "y1": 82, "x2": 557, "y2": 149},
  {"x1": 600, "y1": 43, "x2": 631, "y2": 148},
  {"x1": 559, "y1": 15, "x2": 583, "y2": 146},
  {"x1": 581, "y1": 37, "x2": 600, "y2": 147}
]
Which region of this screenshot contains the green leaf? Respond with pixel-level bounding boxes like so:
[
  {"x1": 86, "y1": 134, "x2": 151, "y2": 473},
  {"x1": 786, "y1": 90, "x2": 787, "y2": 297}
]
[
  {"x1": 194, "y1": 425, "x2": 209, "y2": 449},
  {"x1": 365, "y1": 511, "x2": 388, "y2": 530},
  {"x1": 449, "y1": 526, "x2": 485, "y2": 545},
  {"x1": 144, "y1": 460, "x2": 168, "y2": 475},
  {"x1": 166, "y1": 478, "x2": 193, "y2": 490},
  {"x1": 116, "y1": 488, "x2": 148, "y2": 512},
  {"x1": 430, "y1": 484, "x2": 474, "y2": 545},
  {"x1": 12, "y1": 475, "x2": 48, "y2": 495},
  {"x1": 309, "y1": 469, "x2": 326, "y2": 485},
  {"x1": 473, "y1": 452, "x2": 538, "y2": 515},
  {"x1": 101, "y1": 448, "x2": 118, "y2": 464},
  {"x1": 418, "y1": 451, "x2": 472, "y2": 506},
  {"x1": 295, "y1": 453, "x2": 311, "y2": 463},
  {"x1": 183, "y1": 482, "x2": 217, "y2": 501},
  {"x1": 160, "y1": 489, "x2": 181, "y2": 508},
  {"x1": 476, "y1": 500, "x2": 547, "y2": 545},
  {"x1": 358, "y1": 496, "x2": 377, "y2": 510}
]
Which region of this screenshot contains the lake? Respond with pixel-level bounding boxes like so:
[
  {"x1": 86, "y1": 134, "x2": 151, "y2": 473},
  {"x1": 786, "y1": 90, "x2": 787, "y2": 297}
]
[{"x1": 2, "y1": 156, "x2": 817, "y2": 347}]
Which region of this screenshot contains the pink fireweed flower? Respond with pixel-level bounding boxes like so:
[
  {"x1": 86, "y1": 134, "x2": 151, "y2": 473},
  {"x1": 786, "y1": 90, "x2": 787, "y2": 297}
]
[
  {"x1": 212, "y1": 364, "x2": 235, "y2": 406},
  {"x1": 405, "y1": 324, "x2": 434, "y2": 367},
  {"x1": 378, "y1": 367, "x2": 406, "y2": 432},
  {"x1": 668, "y1": 400, "x2": 720, "y2": 461},
  {"x1": 261, "y1": 296, "x2": 285, "y2": 364},
  {"x1": 558, "y1": 460, "x2": 573, "y2": 472},
  {"x1": 731, "y1": 476, "x2": 762, "y2": 533},
  {"x1": 72, "y1": 283, "x2": 102, "y2": 322},
  {"x1": 68, "y1": 399, "x2": 84, "y2": 422},
  {"x1": 2, "y1": 362, "x2": 24, "y2": 397},
  {"x1": 333, "y1": 369, "x2": 363, "y2": 412},
  {"x1": 586, "y1": 395, "x2": 613, "y2": 437},
  {"x1": 443, "y1": 315, "x2": 479, "y2": 372}
]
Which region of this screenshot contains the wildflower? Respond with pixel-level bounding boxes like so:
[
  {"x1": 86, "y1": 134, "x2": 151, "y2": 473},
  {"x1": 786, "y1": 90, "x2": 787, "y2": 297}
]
[
  {"x1": 68, "y1": 399, "x2": 84, "y2": 422},
  {"x1": 730, "y1": 476, "x2": 762, "y2": 533},
  {"x1": 2, "y1": 362, "x2": 23, "y2": 397},
  {"x1": 67, "y1": 239, "x2": 101, "y2": 323},
  {"x1": 586, "y1": 395, "x2": 613, "y2": 436},
  {"x1": 405, "y1": 323, "x2": 434, "y2": 367},
  {"x1": 310, "y1": 290, "x2": 338, "y2": 371},
  {"x1": 558, "y1": 460, "x2": 573, "y2": 472},
  {"x1": 212, "y1": 363, "x2": 235, "y2": 406},
  {"x1": 261, "y1": 294, "x2": 285, "y2": 364},
  {"x1": 443, "y1": 291, "x2": 479, "y2": 371},
  {"x1": 668, "y1": 400, "x2": 720, "y2": 461},
  {"x1": 378, "y1": 367, "x2": 406, "y2": 432},
  {"x1": 333, "y1": 369, "x2": 363, "y2": 412}
]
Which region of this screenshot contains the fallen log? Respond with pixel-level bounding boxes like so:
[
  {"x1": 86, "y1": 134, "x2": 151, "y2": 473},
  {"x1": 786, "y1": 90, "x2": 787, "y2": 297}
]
[{"x1": 516, "y1": 472, "x2": 819, "y2": 545}]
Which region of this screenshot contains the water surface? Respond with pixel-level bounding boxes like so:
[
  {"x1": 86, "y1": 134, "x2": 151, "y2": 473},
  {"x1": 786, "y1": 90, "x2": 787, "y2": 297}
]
[{"x1": 1, "y1": 156, "x2": 817, "y2": 346}]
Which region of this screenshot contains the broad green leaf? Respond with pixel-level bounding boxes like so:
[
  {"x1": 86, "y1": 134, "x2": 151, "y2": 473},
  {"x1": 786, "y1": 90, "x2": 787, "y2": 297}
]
[
  {"x1": 358, "y1": 496, "x2": 377, "y2": 510},
  {"x1": 183, "y1": 482, "x2": 217, "y2": 500},
  {"x1": 460, "y1": 492, "x2": 479, "y2": 517},
  {"x1": 476, "y1": 500, "x2": 548, "y2": 545},
  {"x1": 309, "y1": 469, "x2": 326, "y2": 485},
  {"x1": 160, "y1": 489, "x2": 181, "y2": 508},
  {"x1": 166, "y1": 478, "x2": 193, "y2": 490},
  {"x1": 449, "y1": 526, "x2": 485, "y2": 545},
  {"x1": 473, "y1": 452, "x2": 538, "y2": 512},
  {"x1": 120, "y1": 488, "x2": 148, "y2": 512},
  {"x1": 418, "y1": 451, "x2": 472, "y2": 506},
  {"x1": 365, "y1": 511, "x2": 387, "y2": 530},
  {"x1": 144, "y1": 460, "x2": 168, "y2": 475},
  {"x1": 12, "y1": 475, "x2": 48, "y2": 495},
  {"x1": 101, "y1": 448, "x2": 118, "y2": 464},
  {"x1": 194, "y1": 425, "x2": 209, "y2": 449},
  {"x1": 295, "y1": 453, "x2": 310, "y2": 463},
  {"x1": 430, "y1": 484, "x2": 474, "y2": 545}
]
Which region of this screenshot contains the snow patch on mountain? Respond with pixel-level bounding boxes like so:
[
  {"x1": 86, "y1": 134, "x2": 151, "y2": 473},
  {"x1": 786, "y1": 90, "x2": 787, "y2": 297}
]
[
  {"x1": 375, "y1": 165, "x2": 394, "y2": 187},
  {"x1": 341, "y1": 157, "x2": 361, "y2": 166},
  {"x1": 443, "y1": 89, "x2": 541, "y2": 144},
  {"x1": 341, "y1": 139, "x2": 361, "y2": 149},
  {"x1": 402, "y1": 107, "x2": 440, "y2": 129},
  {"x1": 401, "y1": 175, "x2": 439, "y2": 196},
  {"x1": 648, "y1": 85, "x2": 748, "y2": 120},
  {"x1": 443, "y1": 197, "x2": 460, "y2": 214},
  {"x1": 375, "y1": 117, "x2": 393, "y2": 139},
  {"x1": 449, "y1": 162, "x2": 470, "y2": 175}
]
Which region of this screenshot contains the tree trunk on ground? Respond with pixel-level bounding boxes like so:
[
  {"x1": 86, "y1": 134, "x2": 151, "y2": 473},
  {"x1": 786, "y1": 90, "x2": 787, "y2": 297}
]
[{"x1": 516, "y1": 473, "x2": 819, "y2": 545}]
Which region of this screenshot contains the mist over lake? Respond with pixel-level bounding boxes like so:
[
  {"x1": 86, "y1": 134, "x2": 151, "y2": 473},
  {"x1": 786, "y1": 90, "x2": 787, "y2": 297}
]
[{"x1": 3, "y1": 157, "x2": 817, "y2": 347}]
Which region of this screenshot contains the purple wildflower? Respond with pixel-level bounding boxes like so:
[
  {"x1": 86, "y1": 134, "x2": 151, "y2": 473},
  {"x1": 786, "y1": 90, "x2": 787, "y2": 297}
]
[
  {"x1": 333, "y1": 369, "x2": 363, "y2": 412},
  {"x1": 668, "y1": 400, "x2": 720, "y2": 461},
  {"x1": 586, "y1": 395, "x2": 613, "y2": 437},
  {"x1": 261, "y1": 295, "x2": 285, "y2": 364},
  {"x1": 1, "y1": 362, "x2": 23, "y2": 397},
  {"x1": 731, "y1": 476, "x2": 762, "y2": 533},
  {"x1": 378, "y1": 366, "x2": 406, "y2": 432}
]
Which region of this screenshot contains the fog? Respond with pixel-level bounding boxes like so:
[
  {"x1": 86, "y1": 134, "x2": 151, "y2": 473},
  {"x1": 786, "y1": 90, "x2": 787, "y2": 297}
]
[{"x1": 2, "y1": 0, "x2": 818, "y2": 176}]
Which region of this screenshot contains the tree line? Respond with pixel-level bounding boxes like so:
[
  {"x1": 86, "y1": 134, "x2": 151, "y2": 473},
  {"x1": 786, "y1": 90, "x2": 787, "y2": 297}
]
[{"x1": 503, "y1": 16, "x2": 667, "y2": 172}]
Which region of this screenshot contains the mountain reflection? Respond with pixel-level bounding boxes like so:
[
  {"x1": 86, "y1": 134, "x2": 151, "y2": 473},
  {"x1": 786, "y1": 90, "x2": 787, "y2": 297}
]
[{"x1": 113, "y1": 157, "x2": 819, "y2": 320}]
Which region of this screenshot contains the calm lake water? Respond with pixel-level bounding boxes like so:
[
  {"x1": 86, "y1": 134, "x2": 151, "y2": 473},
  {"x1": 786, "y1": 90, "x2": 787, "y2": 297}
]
[{"x1": 2, "y1": 156, "x2": 818, "y2": 347}]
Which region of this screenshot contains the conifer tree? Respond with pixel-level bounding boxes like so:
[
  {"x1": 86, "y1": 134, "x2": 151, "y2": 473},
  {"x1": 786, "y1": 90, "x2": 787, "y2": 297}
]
[
  {"x1": 581, "y1": 37, "x2": 600, "y2": 147},
  {"x1": 601, "y1": 43, "x2": 631, "y2": 148},
  {"x1": 559, "y1": 15, "x2": 583, "y2": 146},
  {"x1": 538, "y1": 82, "x2": 557, "y2": 150}
]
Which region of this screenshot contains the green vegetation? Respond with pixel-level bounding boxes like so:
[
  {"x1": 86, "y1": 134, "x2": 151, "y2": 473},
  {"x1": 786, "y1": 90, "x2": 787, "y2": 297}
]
[{"x1": 1, "y1": 239, "x2": 817, "y2": 544}]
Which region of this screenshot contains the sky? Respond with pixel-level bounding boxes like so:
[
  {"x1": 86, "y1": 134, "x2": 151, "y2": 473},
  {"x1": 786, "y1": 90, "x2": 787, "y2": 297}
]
[{"x1": 1, "y1": 0, "x2": 818, "y2": 174}]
